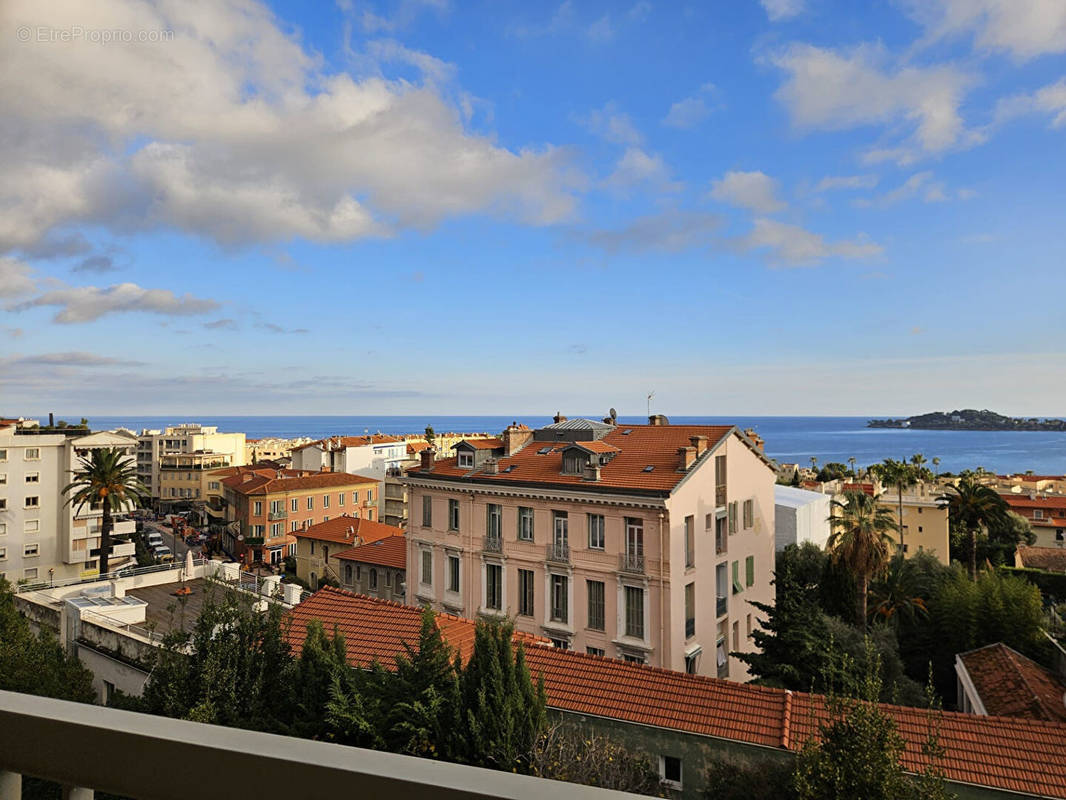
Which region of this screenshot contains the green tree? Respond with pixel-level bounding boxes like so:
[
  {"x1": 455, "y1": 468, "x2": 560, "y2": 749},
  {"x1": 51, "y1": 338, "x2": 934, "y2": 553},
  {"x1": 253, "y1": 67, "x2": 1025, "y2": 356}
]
[
  {"x1": 870, "y1": 459, "x2": 917, "y2": 553},
  {"x1": 289, "y1": 619, "x2": 351, "y2": 739},
  {"x1": 816, "y1": 462, "x2": 851, "y2": 482},
  {"x1": 937, "y1": 476, "x2": 1009, "y2": 580},
  {"x1": 0, "y1": 578, "x2": 95, "y2": 703},
  {"x1": 63, "y1": 447, "x2": 148, "y2": 575},
  {"x1": 868, "y1": 555, "x2": 930, "y2": 629},
  {"x1": 530, "y1": 722, "x2": 665, "y2": 795},
  {"x1": 424, "y1": 425, "x2": 436, "y2": 446},
  {"x1": 828, "y1": 492, "x2": 898, "y2": 627}
]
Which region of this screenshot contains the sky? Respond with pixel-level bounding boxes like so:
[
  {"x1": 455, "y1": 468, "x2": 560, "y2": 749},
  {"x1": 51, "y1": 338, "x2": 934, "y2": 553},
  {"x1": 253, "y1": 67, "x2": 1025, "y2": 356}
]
[{"x1": 1, "y1": 0, "x2": 1065, "y2": 417}]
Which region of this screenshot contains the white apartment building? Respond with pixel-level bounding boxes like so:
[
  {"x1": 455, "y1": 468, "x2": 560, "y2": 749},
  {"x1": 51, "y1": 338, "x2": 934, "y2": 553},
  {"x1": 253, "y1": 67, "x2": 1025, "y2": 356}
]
[
  {"x1": 403, "y1": 416, "x2": 777, "y2": 681},
  {"x1": 290, "y1": 435, "x2": 408, "y2": 480},
  {"x1": 774, "y1": 485, "x2": 831, "y2": 551},
  {"x1": 0, "y1": 423, "x2": 138, "y2": 585},
  {"x1": 136, "y1": 424, "x2": 246, "y2": 500}
]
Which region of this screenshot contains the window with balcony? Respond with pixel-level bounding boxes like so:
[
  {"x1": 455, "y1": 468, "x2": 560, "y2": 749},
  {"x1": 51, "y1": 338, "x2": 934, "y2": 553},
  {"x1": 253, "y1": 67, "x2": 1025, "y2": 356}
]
[
  {"x1": 684, "y1": 515, "x2": 695, "y2": 568},
  {"x1": 448, "y1": 555, "x2": 460, "y2": 593},
  {"x1": 517, "y1": 507, "x2": 534, "y2": 541},
  {"x1": 624, "y1": 586, "x2": 645, "y2": 639},
  {"x1": 421, "y1": 550, "x2": 433, "y2": 586},
  {"x1": 552, "y1": 511, "x2": 568, "y2": 546},
  {"x1": 550, "y1": 574, "x2": 568, "y2": 623},
  {"x1": 422, "y1": 495, "x2": 433, "y2": 527},
  {"x1": 587, "y1": 580, "x2": 605, "y2": 630},
  {"x1": 448, "y1": 499, "x2": 460, "y2": 531},
  {"x1": 486, "y1": 504, "x2": 502, "y2": 539},
  {"x1": 685, "y1": 582, "x2": 695, "y2": 639},
  {"x1": 24, "y1": 496, "x2": 39, "y2": 509},
  {"x1": 485, "y1": 563, "x2": 502, "y2": 610},
  {"x1": 716, "y1": 562, "x2": 728, "y2": 617},
  {"x1": 512, "y1": 568, "x2": 532, "y2": 616},
  {"x1": 587, "y1": 514, "x2": 605, "y2": 550}
]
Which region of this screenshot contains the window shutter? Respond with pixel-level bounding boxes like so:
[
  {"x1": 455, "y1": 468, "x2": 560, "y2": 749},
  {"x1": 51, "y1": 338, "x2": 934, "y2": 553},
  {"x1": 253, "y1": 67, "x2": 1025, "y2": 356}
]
[
  {"x1": 732, "y1": 561, "x2": 743, "y2": 594},
  {"x1": 745, "y1": 555, "x2": 754, "y2": 587}
]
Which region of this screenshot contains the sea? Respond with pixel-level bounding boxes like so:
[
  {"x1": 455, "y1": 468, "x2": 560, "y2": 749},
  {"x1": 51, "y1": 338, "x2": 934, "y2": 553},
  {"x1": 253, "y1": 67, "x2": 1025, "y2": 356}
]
[{"x1": 64, "y1": 415, "x2": 1066, "y2": 477}]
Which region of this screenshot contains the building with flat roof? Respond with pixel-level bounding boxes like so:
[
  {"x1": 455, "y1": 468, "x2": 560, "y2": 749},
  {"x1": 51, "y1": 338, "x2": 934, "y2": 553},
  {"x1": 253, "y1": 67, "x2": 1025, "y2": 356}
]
[
  {"x1": 1001, "y1": 493, "x2": 1066, "y2": 548},
  {"x1": 136, "y1": 424, "x2": 246, "y2": 502},
  {"x1": 773, "y1": 485, "x2": 831, "y2": 551}
]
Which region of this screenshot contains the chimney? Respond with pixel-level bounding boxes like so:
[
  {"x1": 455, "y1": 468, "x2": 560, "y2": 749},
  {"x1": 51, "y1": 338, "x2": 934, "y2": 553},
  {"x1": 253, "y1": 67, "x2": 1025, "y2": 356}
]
[
  {"x1": 420, "y1": 447, "x2": 436, "y2": 470},
  {"x1": 242, "y1": 473, "x2": 255, "y2": 483},
  {"x1": 49, "y1": 412, "x2": 54, "y2": 427},
  {"x1": 583, "y1": 459, "x2": 602, "y2": 482},
  {"x1": 744, "y1": 428, "x2": 765, "y2": 452},
  {"x1": 485, "y1": 459, "x2": 500, "y2": 475},
  {"x1": 503, "y1": 423, "x2": 533, "y2": 456},
  {"x1": 690, "y1": 435, "x2": 708, "y2": 457},
  {"x1": 346, "y1": 526, "x2": 354, "y2": 541},
  {"x1": 553, "y1": 411, "x2": 567, "y2": 424},
  {"x1": 649, "y1": 414, "x2": 669, "y2": 426},
  {"x1": 678, "y1": 445, "x2": 697, "y2": 471}
]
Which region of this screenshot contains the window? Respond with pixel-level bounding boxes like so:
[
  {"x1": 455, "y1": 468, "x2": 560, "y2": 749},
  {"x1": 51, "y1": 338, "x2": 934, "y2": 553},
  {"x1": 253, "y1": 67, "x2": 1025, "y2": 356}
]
[
  {"x1": 25, "y1": 448, "x2": 40, "y2": 460},
  {"x1": 918, "y1": 526, "x2": 924, "y2": 533},
  {"x1": 552, "y1": 511, "x2": 568, "y2": 546},
  {"x1": 369, "y1": 568, "x2": 378, "y2": 590},
  {"x1": 310, "y1": 541, "x2": 316, "y2": 555},
  {"x1": 732, "y1": 561, "x2": 743, "y2": 594},
  {"x1": 684, "y1": 515, "x2": 695, "y2": 568},
  {"x1": 457, "y1": 450, "x2": 474, "y2": 468},
  {"x1": 486, "y1": 563, "x2": 502, "y2": 610},
  {"x1": 422, "y1": 495, "x2": 433, "y2": 527},
  {"x1": 307, "y1": 496, "x2": 314, "y2": 510},
  {"x1": 625, "y1": 517, "x2": 643, "y2": 557},
  {"x1": 486, "y1": 503, "x2": 502, "y2": 538},
  {"x1": 625, "y1": 586, "x2": 644, "y2": 638},
  {"x1": 323, "y1": 494, "x2": 330, "y2": 509},
  {"x1": 448, "y1": 499, "x2": 460, "y2": 531},
  {"x1": 0, "y1": 547, "x2": 6, "y2": 560},
  {"x1": 421, "y1": 550, "x2": 433, "y2": 585},
  {"x1": 1035, "y1": 509, "x2": 1044, "y2": 520},
  {"x1": 290, "y1": 521, "x2": 298, "y2": 532},
  {"x1": 661, "y1": 756, "x2": 682, "y2": 789},
  {"x1": 270, "y1": 499, "x2": 282, "y2": 515},
  {"x1": 563, "y1": 451, "x2": 584, "y2": 474},
  {"x1": 352, "y1": 491, "x2": 360, "y2": 504},
  {"x1": 0, "y1": 523, "x2": 5, "y2": 535},
  {"x1": 24, "y1": 543, "x2": 39, "y2": 557},
  {"x1": 550, "y1": 574, "x2": 568, "y2": 623},
  {"x1": 0, "y1": 449, "x2": 6, "y2": 461},
  {"x1": 367, "y1": 489, "x2": 373, "y2": 502},
  {"x1": 586, "y1": 646, "x2": 605, "y2": 657},
  {"x1": 253, "y1": 501, "x2": 263, "y2": 516},
  {"x1": 24, "y1": 496, "x2": 39, "y2": 509},
  {"x1": 0, "y1": 473, "x2": 5, "y2": 485},
  {"x1": 0, "y1": 500, "x2": 5, "y2": 511},
  {"x1": 518, "y1": 507, "x2": 534, "y2": 541},
  {"x1": 448, "y1": 555, "x2": 460, "y2": 593},
  {"x1": 338, "y1": 492, "x2": 344, "y2": 506},
  {"x1": 587, "y1": 580, "x2": 605, "y2": 630},
  {"x1": 344, "y1": 564, "x2": 353, "y2": 586},
  {"x1": 24, "y1": 520, "x2": 39, "y2": 533},
  {"x1": 270, "y1": 523, "x2": 281, "y2": 536},
  {"x1": 252, "y1": 525, "x2": 265, "y2": 537},
  {"x1": 623, "y1": 653, "x2": 645, "y2": 664},
  {"x1": 550, "y1": 638, "x2": 570, "y2": 650},
  {"x1": 23, "y1": 568, "x2": 37, "y2": 580},
  {"x1": 728, "y1": 501, "x2": 737, "y2": 534},
  {"x1": 385, "y1": 570, "x2": 392, "y2": 588},
  {"x1": 685, "y1": 582, "x2": 695, "y2": 638},
  {"x1": 587, "y1": 514, "x2": 605, "y2": 550},
  {"x1": 518, "y1": 569, "x2": 535, "y2": 616},
  {"x1": 745, "y1": 555, "x2": 755, "y2": 587},
  {"x1": 733, "y1": 620, "x2": 740, "y2": 651},
  {"x1": 743, "y1": 499, "x2": 753, "y2": 529},
  {"x1": 25, "y1": 472, "x2": 39, "y2": 484}
]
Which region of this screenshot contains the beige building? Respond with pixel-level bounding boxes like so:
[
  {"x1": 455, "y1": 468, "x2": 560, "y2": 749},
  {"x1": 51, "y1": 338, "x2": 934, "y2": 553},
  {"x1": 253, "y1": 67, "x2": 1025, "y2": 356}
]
[
  {"x1": 872, "y1": 482, "x2": 951, "y2": 564},
  {"x1": 1, "y1": 422, "x2": 138, "y2": 584},
  {"x1": 292, "y1": 515, "x2": 402, "y2": 589},
  {"x1": 158, "y1": 451, "x2": 235, "y2": 512},
  {"x1": 403, "y1": 415, "x2": 777, "y2": 680},
  {"x1": 136, "y1": 424, "x2": 246, "y2": 501},
  {"x1": 245, "y1": 437, "x2": 313, "y2": 464}
]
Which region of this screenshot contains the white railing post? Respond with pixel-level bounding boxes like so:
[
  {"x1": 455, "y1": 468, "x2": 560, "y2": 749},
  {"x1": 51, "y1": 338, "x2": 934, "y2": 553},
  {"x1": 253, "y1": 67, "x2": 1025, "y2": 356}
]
[{"x1": 0, "y1": 771, "x2": 21, "y2": 800}]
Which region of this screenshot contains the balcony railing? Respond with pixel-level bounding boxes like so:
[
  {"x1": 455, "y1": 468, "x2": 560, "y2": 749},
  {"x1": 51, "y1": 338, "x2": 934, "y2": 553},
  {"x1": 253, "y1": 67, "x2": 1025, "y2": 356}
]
[
  {"x1": 483, "y1": 535, "x2": 503, "y2": 553},
  {"x1": 268, "y1": 510, "x2": 288, "y2": 521},
  {"x1": 716, "y1": 595, "x2": 728, "y2": 618},
  {"x1": 619, "y1": 552, "x2": 645, "y2": 574},
  {"x1": 0, "y1": 690, "x2": 631, "y2": 800},
  {"x1": 715, "y1": 528, "x2": 727, "y2": 556},
  {"x1": 546, "y1": 542, "x2": 570, "y2": 564},
  {"x1": 715, "y1": 485, "x2": 727, "y2": 507}
]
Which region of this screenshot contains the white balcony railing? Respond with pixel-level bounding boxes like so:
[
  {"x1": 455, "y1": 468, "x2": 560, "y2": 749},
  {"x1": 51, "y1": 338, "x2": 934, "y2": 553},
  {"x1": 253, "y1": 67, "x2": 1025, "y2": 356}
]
[{"x1": 0, "y1": 690, "x2": 639, "y2": 800}]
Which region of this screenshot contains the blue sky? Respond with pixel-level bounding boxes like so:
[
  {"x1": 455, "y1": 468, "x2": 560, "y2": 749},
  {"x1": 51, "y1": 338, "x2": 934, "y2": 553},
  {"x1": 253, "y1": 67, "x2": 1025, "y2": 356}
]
[{"x1": 2, "y1": 0, "x2": 1065, "y2": 416}]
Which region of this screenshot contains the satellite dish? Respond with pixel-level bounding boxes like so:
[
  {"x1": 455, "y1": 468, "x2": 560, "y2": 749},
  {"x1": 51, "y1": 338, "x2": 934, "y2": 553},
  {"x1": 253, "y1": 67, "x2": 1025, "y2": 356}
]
[{"x1": 609, "y1": 407, "x2": 617, "y2": 420}]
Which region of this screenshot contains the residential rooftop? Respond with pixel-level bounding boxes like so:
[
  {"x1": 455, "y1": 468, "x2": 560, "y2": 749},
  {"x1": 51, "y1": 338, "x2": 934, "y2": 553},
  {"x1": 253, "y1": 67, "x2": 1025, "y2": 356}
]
[
  {"x1": 222, "y1": 469, "x2": 379, "y2": 496},
  {"x1": 334, "y1": 535, "x2": 407, "y2": 570},
  {"x1": 293, "y1": 516, "x2": 401, "y2": 547},
  {"x1": 1015, "y1": 546, "x2": 1066, "y2": 573},
  {"x1": 958, "y1": 643, "x2": 1066, "y2": 724}
]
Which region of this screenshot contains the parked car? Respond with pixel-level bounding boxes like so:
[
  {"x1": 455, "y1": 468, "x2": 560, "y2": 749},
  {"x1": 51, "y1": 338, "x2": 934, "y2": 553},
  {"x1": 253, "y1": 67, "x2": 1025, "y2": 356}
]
[
  {"x1": 146, "y1": 532, "x2": 163, "y2": 549},
  {"x1": 153, "y1": 545, "x2": 173, "y2": 562}
]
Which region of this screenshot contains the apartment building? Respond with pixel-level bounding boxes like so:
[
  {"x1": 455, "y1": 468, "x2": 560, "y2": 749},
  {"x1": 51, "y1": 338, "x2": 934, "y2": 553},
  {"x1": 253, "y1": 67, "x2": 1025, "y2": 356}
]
[
  {"x1": 221, "y1": 468, "x2": 382, "y2": 566},
  {"x1": 245, "y1": 436, "x2": 313, "y2": 464},
  {"x1": 136, "y1": 424, "x2": 246, "y2": 500},
  {"x1": 1001, "y1": 493, "x2": 1066, "y2": 548},
  {"x1": 402, "y1": 415, "x2": 776, "y2": 680},
  {"x1": 875, "y1": 482, "x2": 951, "y2": 564},
  {"x1": 0, "y1": 422, "x2": 138, "y2": 584},
  {"x1": 290, "y1": 435, "x2": 407, "y2": 478},
  {"x1": 291, "y1": 515, "x2": 403, "y2": 591}
]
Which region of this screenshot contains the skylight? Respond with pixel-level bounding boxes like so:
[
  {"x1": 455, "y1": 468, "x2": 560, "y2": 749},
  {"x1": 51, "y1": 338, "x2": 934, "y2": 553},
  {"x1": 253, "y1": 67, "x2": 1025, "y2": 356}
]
[
  {"x1": 622, "y1": 429, "x2": 633, "y2": 435},
  {"x1": 642, "y1": 465, "x2": 654, "y2": 472},
  {"x1": 537, "y1": 447, "x2": 552, "y2": 455}
]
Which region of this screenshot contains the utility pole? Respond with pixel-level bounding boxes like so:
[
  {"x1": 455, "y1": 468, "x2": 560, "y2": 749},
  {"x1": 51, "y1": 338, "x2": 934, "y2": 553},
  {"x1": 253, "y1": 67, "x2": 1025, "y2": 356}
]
[{"x1": 647, "y1": 390, "x2": 655, "y2": 417}]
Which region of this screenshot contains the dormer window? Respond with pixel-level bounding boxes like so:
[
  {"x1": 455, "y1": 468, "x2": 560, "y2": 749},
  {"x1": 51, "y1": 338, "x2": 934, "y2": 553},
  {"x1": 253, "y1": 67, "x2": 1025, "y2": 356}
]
[
  {"x1": 562, "y1": 451, "x2": 586, "y2": 475},
  {"x1": 458, "y1": 451, "x2": 473, "y2": 468}
]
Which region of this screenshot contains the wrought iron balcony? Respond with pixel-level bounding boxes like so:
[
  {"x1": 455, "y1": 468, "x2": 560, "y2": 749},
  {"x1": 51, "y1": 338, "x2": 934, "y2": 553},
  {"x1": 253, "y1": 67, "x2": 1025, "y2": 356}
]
[
  {"x1": 715, "y1": 485, "x2": 727, "y2": 507},
  {"x1": 546, "y1": 542, "x2": 570, "y2": 564},
  {"x1": 619, "y1": 552, "x2": 645, "y2": 574},
  {"x1": 268, "y1": 510, "x2": 288, "y2": 521},
  {"x1": 482, "y1": 535, "x2": 503, "y2": 553}
]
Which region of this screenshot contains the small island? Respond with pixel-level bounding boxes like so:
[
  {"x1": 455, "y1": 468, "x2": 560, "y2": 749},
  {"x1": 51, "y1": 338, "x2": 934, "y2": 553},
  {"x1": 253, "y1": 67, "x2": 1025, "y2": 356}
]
[{"x1": 868, "y1": 409, "x2": 1066, "y2": 431}]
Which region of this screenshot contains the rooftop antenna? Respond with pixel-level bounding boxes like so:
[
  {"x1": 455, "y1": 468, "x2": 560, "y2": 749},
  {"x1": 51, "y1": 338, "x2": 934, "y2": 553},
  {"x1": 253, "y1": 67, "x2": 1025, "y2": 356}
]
[{"x1": 646, "y1": 391, "x2": 655, "y2": 417}]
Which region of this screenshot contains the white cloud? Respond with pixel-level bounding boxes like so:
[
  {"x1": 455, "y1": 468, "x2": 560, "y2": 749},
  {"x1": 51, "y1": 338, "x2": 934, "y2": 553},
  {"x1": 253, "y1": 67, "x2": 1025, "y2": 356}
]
[
  {"x1": 573, "y1": 211, "x2": 722, "y2": 253},
  {"x1": 1, "y1": 352, "x2": 146, "y2": 368},
  {"x1": 906, "y1": 0, "x2": 1066, "y2": 61},
  {"x1": 0, "y1": 258, "x2": 37, "y2": 298},
  {"x1": 0, "y1": 0, "x2": 579, "y2": 252},
  {"x1": 995, "y1": 77, "x2": 1066, "y2": 128},
  {"x1": 814, "y1": 174, "x2": 880, "y2": 192},
  {"x1": 587, "y1": 14, "x2": 614, "y2": 42},
  {"x1": 604, "y1": 148, "x2": 680, "y2": 192},
  {"x1": 770, "y1": 43, "x2": 978, "y2": 163},
  {"x1": 365, "y1": 39, "x2": 456, "y2": 84},
  {"x1": 12, "y1": 282, "x2": 220, "y2": 323},
  {"x1": 355, "y1": 0, "x2": 450, "y2": 33},
  {"x1": 738, "y1": 218, "x2": 883, "y2": 265},
  {"x1": 709, "y1": 170, "x2": 785, "y2": 213},
  {"x1": 581, "y1": 103, "x2": 643, "y2": 145},
  {"x1": 858, "y1": 171, "x2": 946, "y2": 206},
  {"x1": 760, "y1": 0, "x2": 804, "y2": 22},
  {"x1": 663, "y1": 97, "x2": 710, "y2": 129}
]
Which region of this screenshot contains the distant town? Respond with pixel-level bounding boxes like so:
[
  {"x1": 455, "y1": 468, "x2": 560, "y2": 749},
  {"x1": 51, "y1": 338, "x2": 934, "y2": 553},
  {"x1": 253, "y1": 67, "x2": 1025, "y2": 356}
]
[{"x1": 868, "y1": 408, "x2": 1066, "y2": 431}]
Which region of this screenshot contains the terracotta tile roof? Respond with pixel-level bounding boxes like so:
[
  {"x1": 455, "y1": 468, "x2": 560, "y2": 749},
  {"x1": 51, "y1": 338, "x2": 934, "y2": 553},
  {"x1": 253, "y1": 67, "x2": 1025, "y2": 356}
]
[
  {"x1": 293, "y1": 434, "x2": 403, "y2": 452},
  {"x1": 1002, "y1": 495, "x2": 1066, "y2": 510},
  {"x1": 453, "y1": 438, "x2": 505, "y2": 450},
  {"x1": 567, "y1": 440, "x2": 621, "y2": 454},
  {"x1": 407, "y1": 441, "x2": 432, "y2": 455},
  {"x1": 998, "y1": 474, "x2": 1065, "y2": 482},
  {"x1": 1016, "y1": 546, "x2": 1066, "y2": 573},
  {"x1": 959, "y1": 643, "x2": 1066, "y2": 723},
  {"x1": 334, "y1": 535, "x2": 407, "y2": 569},
  {"x1": 293, "y1": 516, "x2": 401, "y2": 546},
  {"x1": 284, "y1": 589, "x2": 1066, "y2": 799},
  {"x1": 409, "y1": 424, "x2": 736, "y2": 493},
  {"x1": 223, "y1": 470, "x2": 379, "y2": 496}
]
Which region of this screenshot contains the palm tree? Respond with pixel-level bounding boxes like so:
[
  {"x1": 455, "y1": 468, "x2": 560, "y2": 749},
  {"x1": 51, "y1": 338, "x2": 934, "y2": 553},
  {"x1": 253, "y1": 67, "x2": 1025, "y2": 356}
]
[
  {"x1": 868, "y1": 554, "x2": 929, "y2": 628},
  {"x1": 910, "y1": 453, "x2": 928, "y2": 480},
  {"x1": 63, "y1": 447, "x2": 148, "y2": 576},
  {"x1": 827, "y1": 491, "x2": 899, "y2": 627},
  {"x1": 848, "y1": 457, "x2": 857, "y2": 478},
  {"x1": 870, "y1": 458, "x2": 916, "y2": 554},
  {"x1": 937, "y1": 476, "x2": 1009, "y2": 581},
  {"x1": 932, "y1": 457, "x2": 941, "y2": 479},
  {"x1": 809, "y1": 456, "x2": 818, "y2": 473}
]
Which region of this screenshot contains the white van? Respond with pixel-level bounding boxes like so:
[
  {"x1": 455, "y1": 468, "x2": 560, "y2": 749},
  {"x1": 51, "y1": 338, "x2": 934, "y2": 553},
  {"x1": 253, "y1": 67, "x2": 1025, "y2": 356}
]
[{"x1": 146, "y1": 532, "x2": 163, "y2": 548}]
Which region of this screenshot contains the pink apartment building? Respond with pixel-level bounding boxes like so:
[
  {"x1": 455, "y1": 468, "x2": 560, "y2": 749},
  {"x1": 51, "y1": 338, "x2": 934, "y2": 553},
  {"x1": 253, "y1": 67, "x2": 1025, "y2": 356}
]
[{"x1": 403, "y1": 415, "x2": 776, "y2": 680}]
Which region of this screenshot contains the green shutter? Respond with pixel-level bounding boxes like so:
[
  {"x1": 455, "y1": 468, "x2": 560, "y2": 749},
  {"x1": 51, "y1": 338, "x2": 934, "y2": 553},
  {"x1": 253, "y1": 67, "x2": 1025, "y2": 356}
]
[
  {"x1": 745, "y1": 555, "x2": 754, "y2": 587},
  {"x1": 732, "y1": 561, "x2": 743, "y2": 594}
]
